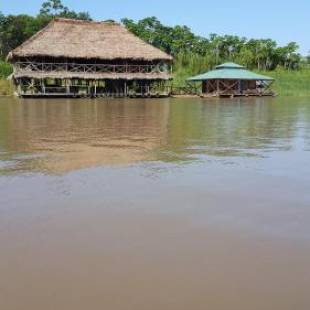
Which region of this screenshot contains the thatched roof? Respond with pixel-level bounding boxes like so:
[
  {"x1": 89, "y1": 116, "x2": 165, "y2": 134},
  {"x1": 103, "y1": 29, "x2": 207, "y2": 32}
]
[{"x1": 8, "y1": 18, "x2": 173, "y2": 62}]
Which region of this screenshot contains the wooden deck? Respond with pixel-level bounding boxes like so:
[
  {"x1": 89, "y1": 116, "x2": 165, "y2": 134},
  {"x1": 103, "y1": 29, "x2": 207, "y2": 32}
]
[
  {"x1": 200, "y1": 92, "x2": 276, "y2": 98},
  {"x1": 20, "y1": 92, "x2": 171, "y2": 99}
]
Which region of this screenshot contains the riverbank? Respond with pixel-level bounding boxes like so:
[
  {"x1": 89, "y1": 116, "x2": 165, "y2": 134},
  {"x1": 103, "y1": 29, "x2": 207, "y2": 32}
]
[
  {"x1": 0, "y1": 79, "x2": 13, "y2": 96},
  {"x1": 0, "y1": 61, "x2": 14, "y2": 96},
  {"x1": 1, "y1": 66, "x2": 309, "y2": 98},
  {"x1": 260, "y1": 68, "x2": 310, "y2": 96}
]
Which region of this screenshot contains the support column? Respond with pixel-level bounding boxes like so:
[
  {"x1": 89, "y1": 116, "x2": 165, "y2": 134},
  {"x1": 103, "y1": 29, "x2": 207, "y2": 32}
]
[
  {"x1": 31, "y1": 78, "x2": 34, "y2": 95},
  {"x1": 17, "y1": 79, "x2": 22, "y2": 97},
  {"x1": 42, "y1": 79, "x2": 46, "y2": 94},
  {"x1": 66, "y1": 79, "x2": 70, "y2": 95}
]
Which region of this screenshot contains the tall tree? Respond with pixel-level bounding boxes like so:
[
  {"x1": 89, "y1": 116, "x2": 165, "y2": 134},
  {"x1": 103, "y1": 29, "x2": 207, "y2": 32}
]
[
  {"x1": 39, "y1": 0, "x2": 91, "y2": 20},
  {"x1": 39, "y1": 0, "x2": 65, "y2": 16}
]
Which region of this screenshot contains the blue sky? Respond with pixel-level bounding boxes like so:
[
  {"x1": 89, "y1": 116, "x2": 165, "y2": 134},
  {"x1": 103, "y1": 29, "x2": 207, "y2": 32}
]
[{"x1": 1, "y1": 0, "x2": 309, "y2": 55}]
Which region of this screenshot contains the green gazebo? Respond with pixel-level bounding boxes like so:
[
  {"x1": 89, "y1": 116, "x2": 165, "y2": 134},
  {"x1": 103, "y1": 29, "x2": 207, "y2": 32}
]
[{"x1": 187, "y1": 62, "x2": 275, "y2": 97}]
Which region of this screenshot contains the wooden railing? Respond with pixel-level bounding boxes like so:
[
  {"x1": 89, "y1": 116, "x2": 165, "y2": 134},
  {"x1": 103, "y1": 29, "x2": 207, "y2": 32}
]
[
  {"x1": 18, "y1": 85, "x2": 172, "y2": 97},
  {"x1": 14, "y1": 62, "x2": 170, "y2": 75}
]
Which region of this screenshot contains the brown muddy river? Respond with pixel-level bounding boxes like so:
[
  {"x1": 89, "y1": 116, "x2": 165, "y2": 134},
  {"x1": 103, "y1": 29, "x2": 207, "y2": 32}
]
[{"x1": 0, "y1": 97, "x2": 310, "y2": 310}]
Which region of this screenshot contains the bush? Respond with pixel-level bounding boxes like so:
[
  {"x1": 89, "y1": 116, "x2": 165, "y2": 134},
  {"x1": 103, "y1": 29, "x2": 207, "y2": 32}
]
[{"x1": 0, "y1": 61, "x2": 13, "y2": 78}]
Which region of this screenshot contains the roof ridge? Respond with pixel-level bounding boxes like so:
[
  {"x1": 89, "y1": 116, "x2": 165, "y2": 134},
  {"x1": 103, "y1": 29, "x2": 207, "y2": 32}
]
[
  {"x1": 54, "y1": 17, "x2": 121, "y2": 26},
  {"x1": 215, "y1": 62, "x2": 245, "y2": 69}
]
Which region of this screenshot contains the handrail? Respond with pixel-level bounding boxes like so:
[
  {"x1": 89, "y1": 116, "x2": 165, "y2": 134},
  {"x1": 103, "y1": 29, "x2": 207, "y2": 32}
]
[
  {"x1": 15, "y1": 61, "x2": 159, "y2": 67},
  {"x1": 14, "y1": 61, "x2": 169, "y2": 74}
]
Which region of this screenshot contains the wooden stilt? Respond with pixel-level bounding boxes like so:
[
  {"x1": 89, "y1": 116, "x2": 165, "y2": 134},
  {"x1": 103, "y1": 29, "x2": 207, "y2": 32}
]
[{"x1": 66, "y1": 79, "x2": 70, "y2": 94}]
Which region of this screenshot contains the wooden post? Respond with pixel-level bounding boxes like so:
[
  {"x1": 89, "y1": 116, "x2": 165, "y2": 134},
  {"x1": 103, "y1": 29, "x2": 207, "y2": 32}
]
[
  {"x1": 66, "y1": 79, "x2": 70, "y2": 95},
  {"x1": 216, "y1": 80, "x2": 220, "y2": 96},
  {"x1": 124, "y1": 81, "x2": 127, "y2": 97},
  {"x1": 94, "y1": 81, "x2": 97, "y2": 97},
  {"x1": 17, "y1": 79, "x2": 22, "y2": 97},
  {"x1": 42, "y1": 79, "x2": 46, "y2": 94},
  {"x1": 31, "y1": 78, "x2": 34, "y2": 95}
]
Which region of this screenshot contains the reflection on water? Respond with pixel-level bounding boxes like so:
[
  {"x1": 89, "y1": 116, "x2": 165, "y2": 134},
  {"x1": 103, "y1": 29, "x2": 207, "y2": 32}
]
[
  {"x1": 1, "y1": 97, "x2": 310, "y2": 310},
  {"x1": 0, "y1": 98, "x2": 170, "y2": 173},
  {"x1": 0, "y1": 97, "x2": 309, "y2": 173}
]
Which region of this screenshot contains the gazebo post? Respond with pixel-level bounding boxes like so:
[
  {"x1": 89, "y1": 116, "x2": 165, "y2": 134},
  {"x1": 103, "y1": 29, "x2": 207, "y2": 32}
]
[
  {"x1": 124, "y1": 81, "x2": 127, "y2": 96},
  {"x1": 65, "y1": 79, "x2": 70, "y2": 95},
  {"x1": 238, "y1": 80, "x2": 242, "y2": 95}
]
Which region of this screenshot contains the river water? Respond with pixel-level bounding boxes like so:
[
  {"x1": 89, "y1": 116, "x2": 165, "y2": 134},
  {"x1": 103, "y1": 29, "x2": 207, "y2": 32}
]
[{"x1": 0, "y1": 97, "x2": 310, "y2": 310}]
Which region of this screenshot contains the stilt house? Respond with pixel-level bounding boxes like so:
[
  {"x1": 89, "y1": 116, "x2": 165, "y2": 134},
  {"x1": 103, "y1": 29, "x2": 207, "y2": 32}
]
[
  {"x1": 187, "y1": 63, "x2": 275, "y2": 97},
  {"x1": 7, "y1": 18, "x2": 173, "y2": 98}
]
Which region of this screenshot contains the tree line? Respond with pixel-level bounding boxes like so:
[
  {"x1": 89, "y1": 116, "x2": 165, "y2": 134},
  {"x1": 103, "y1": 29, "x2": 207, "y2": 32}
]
[
  {"x1": 122, "y1": 17, "x2": 308, "y2": 72},
  {"x1": 1, "y1": 0, "x2": 309, "y2": 76}
]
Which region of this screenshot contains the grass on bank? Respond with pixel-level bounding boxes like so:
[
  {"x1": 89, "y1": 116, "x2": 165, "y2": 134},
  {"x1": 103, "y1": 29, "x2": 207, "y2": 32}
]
[
  {"x1": 0, "y1": 80, "x2": 13, "y2": 96},
  {"x1": 0, "y1": 61, "x2": 14, "y2": 96},
  {"x1": 0, "y1": 61, "x2": 13, "y2": 78},
  {"x1": 259, "y1": 68, "x2": 310, "y2": 97}
]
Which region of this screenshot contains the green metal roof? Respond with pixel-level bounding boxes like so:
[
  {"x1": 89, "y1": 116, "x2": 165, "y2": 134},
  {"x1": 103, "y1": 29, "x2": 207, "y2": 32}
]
[
  {"x1": 187, "y1": 62, "x2": 274, "y2": 81},
  {"x1": 215, "y1": 62, "x2": 245, "y2": 69}
]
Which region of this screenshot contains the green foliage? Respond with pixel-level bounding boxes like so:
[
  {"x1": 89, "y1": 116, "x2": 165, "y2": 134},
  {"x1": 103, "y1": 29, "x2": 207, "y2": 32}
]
[
  {"x1": 40, "y1": 0, "x2": 91, "y2": 20},
  {"x1": 306, "y1": 51, "x2": 310, "y2": 64},
  {"x1": 122, "y1": 17, "x2": 302, "y2": 72},
  {"x1": 0, "y1": 61, "x2": 13, "y2": 95},
  {"x1": 122, "y1": 17, "x2": 209, "y2": 56},
  {"x1": 0, "y1": 13, "x2": 51, "y2": 58},
  {"x1": 40, "y1": 0, "x2": 66, "y2": 15},
  {"x1": 0, "y1": 61, "x2": 13, "y2": 78},
  {"x1": 260, "y1": 68, "x2": 310, "y2": 97}
]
